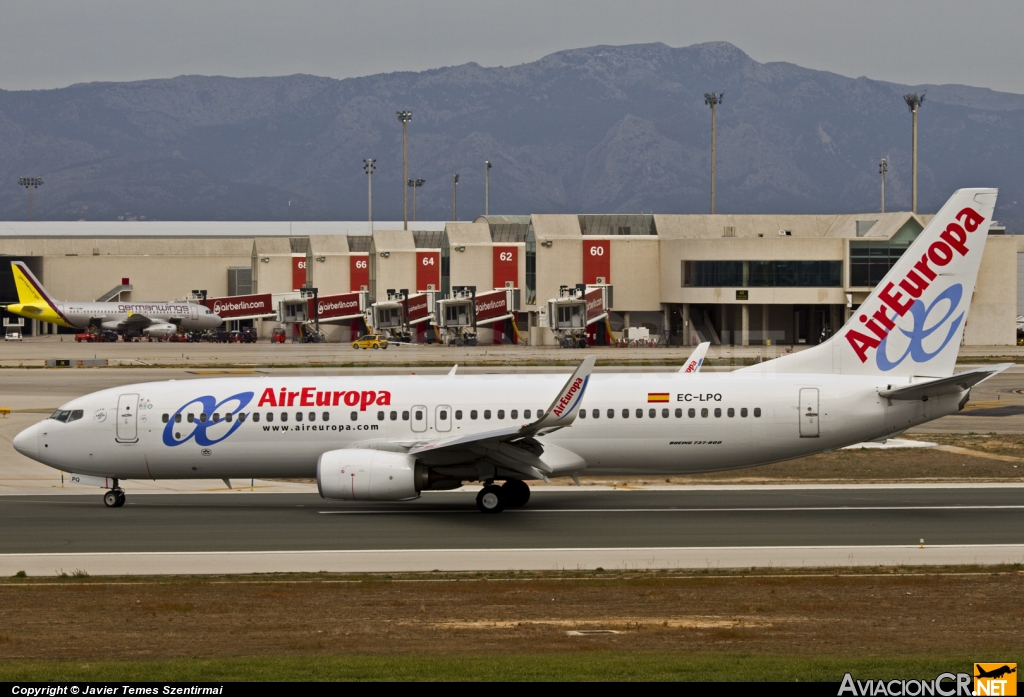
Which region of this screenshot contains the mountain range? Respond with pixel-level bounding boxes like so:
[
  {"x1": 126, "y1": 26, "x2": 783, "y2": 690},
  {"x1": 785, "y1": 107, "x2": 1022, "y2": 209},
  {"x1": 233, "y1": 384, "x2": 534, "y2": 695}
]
[{"x1": 1, "y1": 41, "x2": 1023, "y2": 227}]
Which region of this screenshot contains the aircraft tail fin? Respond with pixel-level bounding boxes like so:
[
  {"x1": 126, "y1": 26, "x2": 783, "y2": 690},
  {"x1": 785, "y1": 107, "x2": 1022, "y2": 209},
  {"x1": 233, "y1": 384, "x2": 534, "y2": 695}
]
[
  {"x1": 11, "y1": 261, "x2": 60, "y2": 310},
  {"x1": 741, "y1": 188, "x2": 998, "y2": 378}
]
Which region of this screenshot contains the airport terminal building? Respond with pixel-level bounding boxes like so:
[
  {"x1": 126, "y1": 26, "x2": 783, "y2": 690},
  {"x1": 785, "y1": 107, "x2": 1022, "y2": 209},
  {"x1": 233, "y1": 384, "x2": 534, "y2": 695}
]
[{"x1": 0, "y1": 211, "x2": 1017, "y2": 346}]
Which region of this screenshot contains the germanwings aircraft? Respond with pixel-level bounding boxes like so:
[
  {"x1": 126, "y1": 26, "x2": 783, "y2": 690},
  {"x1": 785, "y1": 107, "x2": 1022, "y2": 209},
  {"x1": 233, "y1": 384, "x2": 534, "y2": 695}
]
[
  {"x1": 3, "y1": 262, "x2": 222, "y2": 338},
  {"x1": 13, "y1": 189, "x2": 1006, "y2": 513}
]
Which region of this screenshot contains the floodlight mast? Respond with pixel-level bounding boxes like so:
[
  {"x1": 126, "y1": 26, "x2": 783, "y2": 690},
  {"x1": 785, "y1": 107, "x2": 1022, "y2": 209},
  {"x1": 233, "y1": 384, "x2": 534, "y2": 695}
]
[
  {"x1": 451, "y1": 174, "x2": 459, "y2": 221},
  {"x1": 363, "y1": 159, "x2": 376, "y2": 232},
  {"x1": 18, "y1": 177, "x2": 43, "y2": 222},
  {"x1": 485, "y1": 160, "x2": 492, "y2": 216},
  {"x1": 408, "y1": 178, "x2": 425, "y2": 221},
  {"x1": 903, "y1": 92, "x2": 925, "y2": 214},
  {"x1": 704, "y1": 92, "x2": 723, "y2": 214},
  {"x1": 397, "y1": 110, "x2": 413, "y2": 230},
  {"x1": 879, "y1": 158, "x2": 888, "y2": 213}
]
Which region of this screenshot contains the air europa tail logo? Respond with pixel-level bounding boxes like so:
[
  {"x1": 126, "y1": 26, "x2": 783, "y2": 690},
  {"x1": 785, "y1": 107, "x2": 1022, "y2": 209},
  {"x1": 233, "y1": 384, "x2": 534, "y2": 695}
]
[{"x1": 845, "y1": 207, "x2": 985, "y2": 366}]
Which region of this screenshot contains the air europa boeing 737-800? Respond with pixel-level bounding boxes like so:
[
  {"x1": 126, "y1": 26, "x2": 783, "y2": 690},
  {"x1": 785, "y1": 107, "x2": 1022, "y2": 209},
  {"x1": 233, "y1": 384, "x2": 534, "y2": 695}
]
[
  {"x1": 3, "y1": 262, "x2": 222, "y2": 338},
  {"x1": 12, "y1": 189, "x2": 1008, "y2": 513}
]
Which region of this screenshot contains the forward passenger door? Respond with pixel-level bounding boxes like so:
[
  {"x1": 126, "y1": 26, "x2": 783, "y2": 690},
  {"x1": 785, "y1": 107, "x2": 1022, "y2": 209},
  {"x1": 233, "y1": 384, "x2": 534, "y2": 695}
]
[{"x1": 116, "y1": 393, "x2": 139, "y2": 443}]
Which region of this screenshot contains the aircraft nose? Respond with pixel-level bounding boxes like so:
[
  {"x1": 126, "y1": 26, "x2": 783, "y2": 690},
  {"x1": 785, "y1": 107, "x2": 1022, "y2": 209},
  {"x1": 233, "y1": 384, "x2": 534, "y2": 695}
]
[{"x1": 12, "y1": 423, "x2": 39, "y2": 459}]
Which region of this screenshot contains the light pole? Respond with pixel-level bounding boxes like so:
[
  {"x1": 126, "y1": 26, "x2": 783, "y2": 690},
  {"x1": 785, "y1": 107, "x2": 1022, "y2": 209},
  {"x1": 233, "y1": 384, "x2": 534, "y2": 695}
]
[
  {"x1": 903, "y1": 92, "x2": 925, "y2": 214},
  {"x1": 363, "y1": 158, "x2": 375, "y2": 231},
  {"x1": 484, "y1": 160, "x2": 492, "y2": 216},
  {"x1": 451, "y1": 174, "x2": 459, "y2": 221},
  {"x1": 879, "y1": 158, "x2": 888, "y2": 213},
  {"x1": 397, "y1": 110, "x2": 413, "y2": 230},
  {"x1": 408, "y1": 178, "x2": 425, "y2": 222},
  {"x1": 18, "y1": 177, "x2": 43, "y2": 221},
  {"x1": 704, "y1": 92, "x2": 723, "y2": 214}
]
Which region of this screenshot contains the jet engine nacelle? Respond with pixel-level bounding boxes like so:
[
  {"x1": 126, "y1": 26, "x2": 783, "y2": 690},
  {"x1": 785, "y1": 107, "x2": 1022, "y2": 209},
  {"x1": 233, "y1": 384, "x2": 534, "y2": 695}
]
[
  {"x1": 143, "y1": 323, "x2": 177, "y2": 338},
  {"x1": 317, "y1": 449, "x2": 424, "y2": 501}
]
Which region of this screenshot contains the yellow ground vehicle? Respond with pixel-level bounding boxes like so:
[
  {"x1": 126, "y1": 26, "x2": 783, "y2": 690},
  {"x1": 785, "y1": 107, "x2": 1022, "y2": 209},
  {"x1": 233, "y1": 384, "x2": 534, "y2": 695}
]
[{"x1": 352, "y1": 334, "x2": 388, "y2": 350}]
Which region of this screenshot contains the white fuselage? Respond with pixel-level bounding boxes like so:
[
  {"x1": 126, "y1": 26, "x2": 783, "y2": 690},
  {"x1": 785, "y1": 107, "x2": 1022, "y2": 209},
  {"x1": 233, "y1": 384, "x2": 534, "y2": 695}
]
[
  {"x1": 58, "y1": 301, "x2": 222, "y2": 332},
  {"x1": 13, "y1": 372, "x2": 960, "y2": 480}
]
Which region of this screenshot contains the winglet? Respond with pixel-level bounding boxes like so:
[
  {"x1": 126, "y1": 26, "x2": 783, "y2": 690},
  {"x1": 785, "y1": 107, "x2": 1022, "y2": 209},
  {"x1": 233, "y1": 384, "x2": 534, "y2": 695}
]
[
  {"x1": 679, "y1": 342, "x2": 710, "y2": 374},
  {"x1": 448, "y1": 364, "x2": 458, "y2": 376},
  {"x1": 530, "y1": 355, "x2": 596, "y2": 431}
]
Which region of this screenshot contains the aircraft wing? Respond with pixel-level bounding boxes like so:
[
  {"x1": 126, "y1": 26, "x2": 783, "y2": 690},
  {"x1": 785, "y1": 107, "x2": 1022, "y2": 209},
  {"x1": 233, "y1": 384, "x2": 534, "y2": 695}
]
[
  {"x1": 679, "y1": 342, "x2": 710, "y2": 373},
  {"x1": 404, "y1": 357, "x2": 596, "y2": 480},
  {"x1": 410, "y1": 355, "x2": 597, "y2": 457},
  {"x1": 120, "y1": 312, "x2": 153, "y2": 328},
  {"x1": 878, "y1": 364, "x2": 1012, "y2": 401}
]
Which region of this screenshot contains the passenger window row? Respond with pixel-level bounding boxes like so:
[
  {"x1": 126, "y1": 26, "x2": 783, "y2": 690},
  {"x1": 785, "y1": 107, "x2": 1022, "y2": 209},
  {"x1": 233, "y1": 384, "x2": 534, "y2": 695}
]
[
  {"x1": 160, "y1": 408, "x2": 551, "y2": 425},
  {"x1": 578, "y1": 407, "x2": 762, "y2": 419}
]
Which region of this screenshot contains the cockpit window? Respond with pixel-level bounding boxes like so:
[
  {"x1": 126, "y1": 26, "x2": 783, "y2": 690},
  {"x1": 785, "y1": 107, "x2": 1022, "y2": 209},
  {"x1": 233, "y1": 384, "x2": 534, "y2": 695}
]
[
  {"x1": 68, "y1": 410, "x2": 83, "y2": 422},
  {"x1": 49, "y1": 410, "x2": 71, "y2": 422}
]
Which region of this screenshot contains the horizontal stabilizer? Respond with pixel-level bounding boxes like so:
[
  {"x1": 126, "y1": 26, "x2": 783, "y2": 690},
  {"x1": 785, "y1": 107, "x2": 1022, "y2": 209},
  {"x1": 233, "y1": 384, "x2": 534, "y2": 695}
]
[{"x1": 878, "y1": 364, "x2": 1012, "y2": 401}]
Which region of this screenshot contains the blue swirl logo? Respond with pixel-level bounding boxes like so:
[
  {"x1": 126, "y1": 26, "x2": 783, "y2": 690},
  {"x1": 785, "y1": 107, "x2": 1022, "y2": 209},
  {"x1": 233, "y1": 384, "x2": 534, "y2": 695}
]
[
  {"x1": 161, "y1": 391, "x2": 254, "y2": 447},
  {"x1": 876, "y1": 284, "x2": 964, "y2": 372}
]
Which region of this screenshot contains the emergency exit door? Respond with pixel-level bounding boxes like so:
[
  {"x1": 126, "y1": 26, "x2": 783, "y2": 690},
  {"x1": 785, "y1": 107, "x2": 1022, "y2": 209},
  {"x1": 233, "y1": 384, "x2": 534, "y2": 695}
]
[
  {"x1": 799, "y1": 388, "x2": 819, "y2": 438},
  {"x1": 411, "y1": 405, "x2": 427, "y2": 433},
  {"x1": 435, "y1": 405, "x2": 452, "y2": 432},
  {"x1": 116, "y1": 393, "x2": 139, "y2": 443}
]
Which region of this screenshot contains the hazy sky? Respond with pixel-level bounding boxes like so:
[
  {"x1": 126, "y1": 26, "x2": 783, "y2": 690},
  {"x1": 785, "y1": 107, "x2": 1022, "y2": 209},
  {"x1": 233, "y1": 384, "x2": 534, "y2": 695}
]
[{"x1": 2, "y1": 0, "x2": 1022, "y2": 93}]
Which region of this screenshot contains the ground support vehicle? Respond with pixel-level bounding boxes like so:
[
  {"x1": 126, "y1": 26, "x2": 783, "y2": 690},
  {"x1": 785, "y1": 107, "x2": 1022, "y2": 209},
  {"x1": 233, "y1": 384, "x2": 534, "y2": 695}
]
[{"x1": 352, "y1": 334, "x2": 389, "y2": 350}]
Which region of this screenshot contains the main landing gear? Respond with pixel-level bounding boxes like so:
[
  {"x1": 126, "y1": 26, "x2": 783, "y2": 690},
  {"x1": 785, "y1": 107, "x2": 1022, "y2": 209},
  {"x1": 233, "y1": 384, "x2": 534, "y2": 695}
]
[
  {"x1": 476, "y1": 479, "x2": 531, "y2": 514},
  {"x1": 103, "y1": 479, "x2": 126, "y2": 508}
]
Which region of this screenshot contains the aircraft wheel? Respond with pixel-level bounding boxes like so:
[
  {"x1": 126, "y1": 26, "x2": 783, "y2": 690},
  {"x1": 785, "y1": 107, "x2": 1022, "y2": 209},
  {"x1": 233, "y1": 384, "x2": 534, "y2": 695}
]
[
  {"x1": 476, "y1": 485, "x2": 506, "y2": 514},
  {"x1": 115, "y1": 490, "x2": 126, "y2": 507},
  {"x1": 502, "y1": 480, "x2": 530, "y2": 508},
  {"x1": 103, "y1": 490, "x2": 120, "y2": 508}
]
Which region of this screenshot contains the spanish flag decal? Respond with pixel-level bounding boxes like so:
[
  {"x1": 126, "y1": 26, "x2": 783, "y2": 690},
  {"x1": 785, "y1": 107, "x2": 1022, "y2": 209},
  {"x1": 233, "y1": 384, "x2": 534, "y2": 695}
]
[{"x1": 647, "y1": 393, "x2": 670, "y2": 403}]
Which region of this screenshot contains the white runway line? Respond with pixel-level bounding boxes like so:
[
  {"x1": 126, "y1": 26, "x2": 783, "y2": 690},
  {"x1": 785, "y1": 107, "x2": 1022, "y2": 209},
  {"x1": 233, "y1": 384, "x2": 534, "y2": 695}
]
[
  {"x1": 318, "y1": 505, "x2": 1024, "y2": 514},
  {"x1": 4, "y1": 481, "x2": 1024, "y2": 496},
  {"x1": 2, "y1": 544, "x2": 1023, "y2": 576}
]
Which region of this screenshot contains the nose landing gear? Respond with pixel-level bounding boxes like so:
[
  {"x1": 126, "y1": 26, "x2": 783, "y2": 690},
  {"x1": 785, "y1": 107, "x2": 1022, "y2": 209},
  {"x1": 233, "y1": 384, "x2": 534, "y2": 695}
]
[
  {"x1": 475, "y1": 480, "x2": 531, "y2": 514},
  {"x1": 103, "y1": 479, "x2": 126, "y2": 508}
]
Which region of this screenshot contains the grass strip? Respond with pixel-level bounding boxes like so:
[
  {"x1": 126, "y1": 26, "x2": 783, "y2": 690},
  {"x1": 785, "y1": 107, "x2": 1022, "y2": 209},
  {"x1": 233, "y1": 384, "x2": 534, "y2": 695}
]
[{"x1": 0, "y1": 653, "x2": 992, "y2": 682}]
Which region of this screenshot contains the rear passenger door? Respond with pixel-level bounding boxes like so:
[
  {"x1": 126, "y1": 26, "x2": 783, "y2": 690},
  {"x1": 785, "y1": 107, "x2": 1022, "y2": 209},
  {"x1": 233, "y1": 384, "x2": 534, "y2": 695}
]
[{"x1": 799, "y1": 388, "x2": 819, "y2": 438}]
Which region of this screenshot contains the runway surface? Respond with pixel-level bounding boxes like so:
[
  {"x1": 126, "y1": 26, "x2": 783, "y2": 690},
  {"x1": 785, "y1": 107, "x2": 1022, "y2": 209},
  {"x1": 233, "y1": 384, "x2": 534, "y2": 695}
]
[{"x1": 2, "y1": 487, "x2": 1023, "y2": 574}]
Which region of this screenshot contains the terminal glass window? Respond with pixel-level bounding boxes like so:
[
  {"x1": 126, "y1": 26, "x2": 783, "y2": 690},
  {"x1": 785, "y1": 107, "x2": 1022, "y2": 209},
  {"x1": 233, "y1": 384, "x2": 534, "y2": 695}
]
[
  {"x1": 849, "y1": 222, "x2": 921, "y2": 287},
  {"x1": 683, "y1": 261, "x2": 842, "y2": 287}
]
